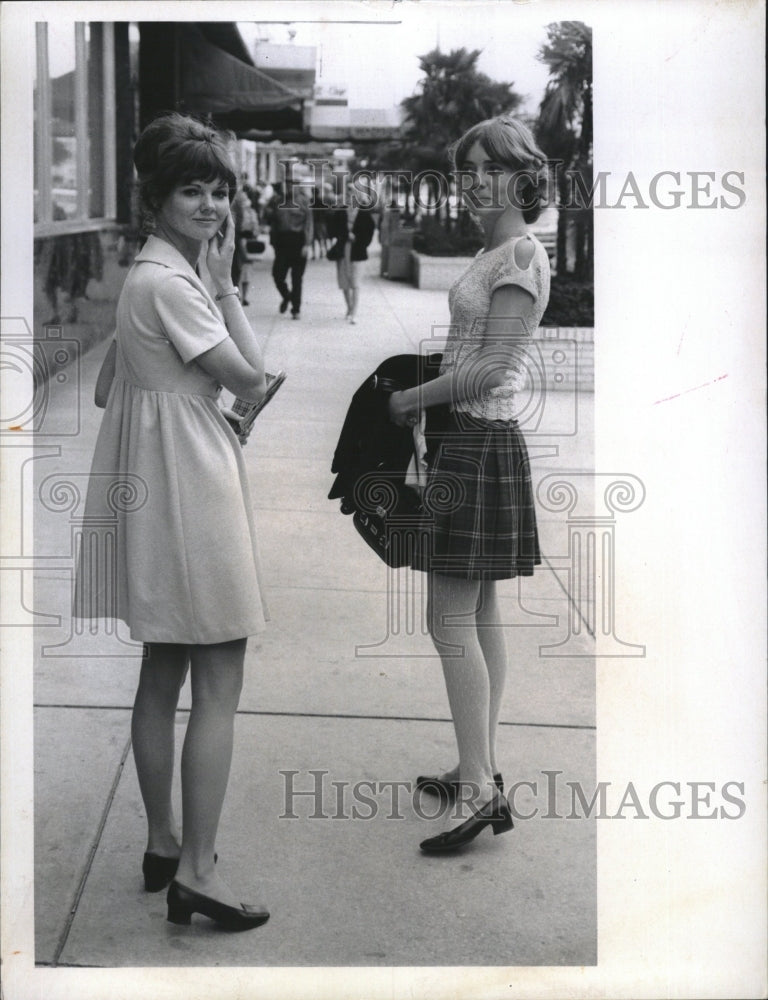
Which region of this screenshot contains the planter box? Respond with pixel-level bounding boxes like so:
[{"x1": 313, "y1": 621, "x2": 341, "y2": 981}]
[
  {"x1": 411, "y1": 225, "x2": 557, "y2": 288},
  {"x1": 381, "y1": 244, "x2": 414, "y2": 281},
  {"x1": 411, "y1": 250, "x2": 473, "y2": 290},
  {"x1": 380, "y1": 208, "x2": 415, "y2": 280}
]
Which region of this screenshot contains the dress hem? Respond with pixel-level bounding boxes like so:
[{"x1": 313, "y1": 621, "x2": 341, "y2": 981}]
[{"x1": 73, "y1": 614, "x2": 269, "y2": 646}]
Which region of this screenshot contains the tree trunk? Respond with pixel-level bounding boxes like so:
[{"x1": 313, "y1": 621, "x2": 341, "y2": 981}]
[
  {"x1": 556, "y1": 172, "x2": 569, "y2": 275},
  {"x1": 574, "y1": 211, "x2": 586, "y2": 278},
  {"x1": 583, "y1": 207, "x2": 594, "y2": 281}
]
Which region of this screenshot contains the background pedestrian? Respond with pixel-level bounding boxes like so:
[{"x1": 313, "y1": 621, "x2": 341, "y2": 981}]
[
  {"x1": 327, "y1": 187, "x2": 376, "y2": 324},
  {"x1": 263, "y1": 168, "x2": 313, "y2": 319}
]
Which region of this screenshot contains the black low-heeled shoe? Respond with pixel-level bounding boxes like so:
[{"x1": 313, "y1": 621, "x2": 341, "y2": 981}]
[
  {"x1": 419, "y1": 794, "x2": 514, "y2": 853},
  {"x1": 143, "y1": 853, "x2": 180, "y2": 893},
  {"x1": 415, "y1": 772, "x2": 504, "y2": 800},
  {"x1": 143, "y1": 852, "x2": 218, "y2": 892},
  {"x1": 166, "y1": 880, "x2": 270, "y2": 931}
]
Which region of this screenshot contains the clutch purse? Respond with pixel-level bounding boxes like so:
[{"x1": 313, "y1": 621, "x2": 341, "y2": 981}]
[{"x1": 226, "y1": 370, "x2": 286, "y2": 444}]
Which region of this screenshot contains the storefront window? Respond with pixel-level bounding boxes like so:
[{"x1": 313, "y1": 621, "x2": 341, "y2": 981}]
[{"x1": 34, "y1": 22, "x2": 116, "y2": 234}]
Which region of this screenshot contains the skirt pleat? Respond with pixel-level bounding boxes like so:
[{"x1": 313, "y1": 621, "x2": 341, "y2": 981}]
[{"x1": 412, "y1": 411, "x2": 541, "y2": 579}]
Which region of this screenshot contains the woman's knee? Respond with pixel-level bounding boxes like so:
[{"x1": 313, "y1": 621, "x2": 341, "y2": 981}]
[
  {"x1": 137, "y1": 643, "x2": 189, "y2": 701},
  {"x1": 475, "y1": 581, "x2": 500, "y2": 625},
  {"x1": 189, "y1": 639, "x2": 246, "y2": 711},
  {"x1": 427, "y1": 575, "x2": 481, "y2": 646},
  {"x1": 426, "y1": 595, "x2": 463, "y2": 649}
]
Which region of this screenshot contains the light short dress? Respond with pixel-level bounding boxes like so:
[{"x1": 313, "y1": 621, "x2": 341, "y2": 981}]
[
  {"x1": 75, "y1": 235, "x2": 269, "y2": 644},
  {"x1": 412, "y1": 233, "x2": 551, "y2": 580}
]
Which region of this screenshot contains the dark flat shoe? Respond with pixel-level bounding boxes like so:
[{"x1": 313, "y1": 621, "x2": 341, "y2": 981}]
[
  {"x1": 143, "y1": 852, "x2": 179, "y2": 893},
  {"x1": 166, "y1": 880, "x2": 269, "y2": 931},
  {"x1": 419, "y1": 794, "x2": 513, "y2": 854},
  {"x1": 415, "y1": 772, "x2": 504, "y2": 800}
]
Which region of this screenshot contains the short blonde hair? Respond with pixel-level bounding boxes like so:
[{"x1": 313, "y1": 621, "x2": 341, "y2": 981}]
[{"x1": 451, "y1": 116, "x2": 548, "y2": 223}]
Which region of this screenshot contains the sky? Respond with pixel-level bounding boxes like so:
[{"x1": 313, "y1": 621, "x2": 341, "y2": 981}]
[
  {"x1": 237, "y1": 6, "x2": 553, "y2": 115},
  {"x1": 41, "y1": 7, "x2": 554, "y2": 114}
]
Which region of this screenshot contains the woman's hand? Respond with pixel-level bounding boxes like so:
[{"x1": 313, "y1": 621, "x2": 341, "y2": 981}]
[
  {"x1": 220, "y1": 406, "x2": 250, "y2": 446},
  {"x1": 388, "y1": 389, "x2": 420, "y2": 428},
  {"x1": 207, "y1": 210, "x2": 236, "y2": 292}
]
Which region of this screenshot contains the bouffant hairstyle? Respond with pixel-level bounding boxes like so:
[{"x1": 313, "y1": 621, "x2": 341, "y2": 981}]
[
  {"x1": 133, "y1": 113, "x2": 237, "y2": 228},
  {"x1": 451, "y1": 115, "x2": 548, "y2": 224}
]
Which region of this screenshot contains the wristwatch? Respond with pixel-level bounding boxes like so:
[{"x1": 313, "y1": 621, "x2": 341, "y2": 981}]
[{"x1": 215, "y1": 286, "x2": 240, "y2": 301}]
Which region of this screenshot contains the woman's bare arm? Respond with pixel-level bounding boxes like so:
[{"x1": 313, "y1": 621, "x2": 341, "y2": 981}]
[{"x1": 389, "y1": 283, "x2": 534, "y2": 426}]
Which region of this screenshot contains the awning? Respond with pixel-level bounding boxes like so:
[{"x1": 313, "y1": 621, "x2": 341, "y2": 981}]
[{"x1": 176, "y1": 24, "x2": 304, "y2": 133}]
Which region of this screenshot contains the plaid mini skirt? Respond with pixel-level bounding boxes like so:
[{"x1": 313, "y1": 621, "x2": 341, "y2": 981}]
[{"x1": 411, "y1": 411, "x2": 541, "y2": 580}]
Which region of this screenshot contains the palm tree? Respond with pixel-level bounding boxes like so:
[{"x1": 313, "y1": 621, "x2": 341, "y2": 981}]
[
  {"x1": 537, "y1": 21, "x2": 593, "y2": 278},
  {"x1": 401, "y1": 48, "x2": 521, "y2": 166},
  {"x1": 371, "y1": 48, "x2": 522, "y2": 229}
]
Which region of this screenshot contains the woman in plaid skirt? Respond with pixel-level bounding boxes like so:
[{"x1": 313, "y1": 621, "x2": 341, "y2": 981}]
[{"x1": 388, "y1": 116, "x2": 551, "y2": 853}]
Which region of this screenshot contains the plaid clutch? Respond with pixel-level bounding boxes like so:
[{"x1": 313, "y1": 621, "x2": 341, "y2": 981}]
[{"x1": 227, "y1": 370, "x2": 286, "y2": 444}]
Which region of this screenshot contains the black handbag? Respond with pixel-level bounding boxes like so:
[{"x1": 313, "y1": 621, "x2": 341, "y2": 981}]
[
  {"x1": 326, "y1": 240, "x2": 344, "y2": 261},
  {"x1": 245, "y1": 237, "x2": 265, "y2": 255},
  {"x1": 351, "y1": 453, "x2": 426, "y2": 568}
]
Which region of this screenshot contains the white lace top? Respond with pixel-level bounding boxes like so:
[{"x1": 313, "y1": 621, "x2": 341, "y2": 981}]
[{"x1": 440, "y1": 233, "x2": 551, "y2": 421}]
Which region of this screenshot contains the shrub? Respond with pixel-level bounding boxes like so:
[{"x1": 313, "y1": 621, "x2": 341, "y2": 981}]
[
  {"x1": 411, "y1": 218, "x2": 594, "y2": 327},
  {"x1": 541, "y1": 275, "x2": 594, "y2": 327},
  {"x1": 412, "y1": 216, "x2": 483, "y2": 257}
]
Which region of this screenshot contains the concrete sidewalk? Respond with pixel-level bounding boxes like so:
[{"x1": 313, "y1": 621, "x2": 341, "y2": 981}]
[{"x1": 32, "y1": 244, "x2": 596, "y2": 968}]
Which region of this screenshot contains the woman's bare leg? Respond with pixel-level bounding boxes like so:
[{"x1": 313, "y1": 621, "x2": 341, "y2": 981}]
[
  {"x1": 174, "y1": 637, "x2": 246, "y2": 905},
  {"x1": 427, "y1": 573, "x2": 497, "y2": 807},
  {"x1": 131, "y1": 643, "x2": 189, "y2": 857},
  {"x1": 347, "y1": 286, "x2": 359, "y2": 321},
  {"x1": 476, "y1": 580, "x2": 508, "y2": 775}
]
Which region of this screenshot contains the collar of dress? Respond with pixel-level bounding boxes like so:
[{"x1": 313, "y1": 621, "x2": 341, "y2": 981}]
[
  {"x1": 134, "y1": 236, "x2": 218, "y2": 306},
  {"x1": 135, "y1": 235, "x2": 200, "y2": 276}
]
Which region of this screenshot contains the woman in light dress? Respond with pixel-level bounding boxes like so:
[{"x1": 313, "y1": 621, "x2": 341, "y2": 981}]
[{"x1": 77, "y1": 113, "x2": 270, "y2": 929}]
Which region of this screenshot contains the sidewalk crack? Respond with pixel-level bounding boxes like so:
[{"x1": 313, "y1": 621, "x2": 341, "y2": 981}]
[{"x1": 50, "y1": 734, "x2": 133, "y2": 967}]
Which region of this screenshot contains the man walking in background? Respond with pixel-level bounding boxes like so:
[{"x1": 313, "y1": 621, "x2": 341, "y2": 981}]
[{"x1": 264, "y1": 165, "x2": 314, "y2": 320}]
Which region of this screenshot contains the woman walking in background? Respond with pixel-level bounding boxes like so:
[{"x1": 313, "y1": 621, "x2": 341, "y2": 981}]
[
  {"x1": 231, "y1": 184, "x2": 259, "y2": 305},
  {"x1": 388, "y1": 116, "x2": 551, "y2": 854},
  {"x1": 77, "y1": 113, "x2": 271, "y2": 929},
  {"x1": 327, "y1": 187, "x2": 376, "y2": 324}
]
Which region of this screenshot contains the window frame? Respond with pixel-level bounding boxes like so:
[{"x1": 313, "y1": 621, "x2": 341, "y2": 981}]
[{"x1": 34, "y1": 21, "x2": 117, "y2": 238}]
